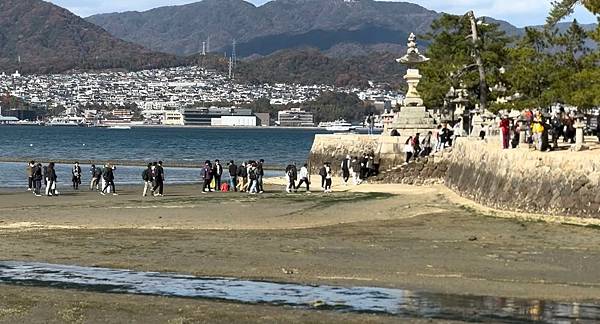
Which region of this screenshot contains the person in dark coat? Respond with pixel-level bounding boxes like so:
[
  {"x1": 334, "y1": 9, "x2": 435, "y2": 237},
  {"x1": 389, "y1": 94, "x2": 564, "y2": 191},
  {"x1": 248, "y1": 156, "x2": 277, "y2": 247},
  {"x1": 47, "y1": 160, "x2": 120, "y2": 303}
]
[
  {"x1": 32, "y1": 163, "x2": 43, "y2": 196},
  {"x1": 228, "y1": 160, "x2": 238, "y2": 192},
  {"x1": 257, "y1": 159, "x2": 265, "y2": 193},
  {"x1": 212, "y1": 160, "x2": 223, "y2": 191},
  {"x1": 237, "y1": 162, "x2": 248, "y2": 192},
  {"x1": 71, "y1": 162, "x2": 82, "y2": 190},
  {"x1": 152, "y1": 161, "x2": 165, "y2": 196},
  {"x1": 201, "y1": 161, "x2": 213, "y2": 193},
  {"x1": 45, "y1": 162, "x2": 57, "y2": 196},
  {"x1": 101, "y1": 164, "x2": 117, "y2": 196}
]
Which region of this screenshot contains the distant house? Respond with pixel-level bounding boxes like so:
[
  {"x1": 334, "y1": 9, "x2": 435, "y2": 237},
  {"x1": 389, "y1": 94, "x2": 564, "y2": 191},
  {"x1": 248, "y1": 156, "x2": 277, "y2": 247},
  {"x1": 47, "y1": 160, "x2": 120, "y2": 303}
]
[
  {"x1": 277, "y1": 108, "x2": 314, "y2": 127},
  {"x1": 162, "y1": 111, "x2": 184, "y2": 126},
  {"x1": 0, "y1": 107, "x2": 19, "y2": 124}
]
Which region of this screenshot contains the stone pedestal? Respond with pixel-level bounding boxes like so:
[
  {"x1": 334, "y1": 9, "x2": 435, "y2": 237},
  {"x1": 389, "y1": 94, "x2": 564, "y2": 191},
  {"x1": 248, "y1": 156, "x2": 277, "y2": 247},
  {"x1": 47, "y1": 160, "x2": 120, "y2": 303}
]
[
  {"x1": 387, "y1": 106, "x2": 436, "y2": 135},
  {"x1": 573, "y1": 122, "x2": 588, "y2": 151}
]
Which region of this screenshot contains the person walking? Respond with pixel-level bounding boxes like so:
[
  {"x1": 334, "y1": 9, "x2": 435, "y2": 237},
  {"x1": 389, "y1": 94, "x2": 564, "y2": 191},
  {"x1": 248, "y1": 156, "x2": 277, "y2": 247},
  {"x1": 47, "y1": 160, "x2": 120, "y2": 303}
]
[
  {"x1": 324, "y1": 162, "x2": 333, "y2": 193},
  {"x1": 152, "y1": 161, "x2": 165, "y2": 196},
  {"x1": 532, "y1": 112, "x2": 545, "y2": 151},
  {"x1": 45, "y1": 162, "x2": 57, "y2": 196},
  {"x1": 412, "y1": 133, "x2": 421, "y2": 157},
  {"x1": 32, "y1": 163, "x2": 43, "y2": 197},
  {"x1": 341, "y1": 155, "x2": 350, "y2": 185},
  {"x1": 404, "y1": 136, "x2": 414, "y2": 164},
  {"x1": 213, "y1": 160, "x2": 223, "y2": 191},
  {"x1": 296, "y1": 163, "x2": 310, "y2": 193},
  {"x1": 248, "y1": 162, "x2": 259, "y2": 194},
  {"x1": 422, "y1": 131, "x2": 433, "y2": 156},
  {"x1": 237, "y1": 162, "x2": 247, "y2": 192},
  {"x1": 228, "y1": 160, "x2": 238, "y2": 192},
  {"x1": 101, "y1": 164, "x2": 117, "y2": 196},
  {"x1": 285, "y1": 164, "x2": 297, "y2": 193},
  {"x1": 257, "y1": 159, "x2": 265, "y2": 193},
  {"x1": 90, "y1": 164, "x2": 99, "y2": 191},
  {"x1": 318, "y1": 163, "x2": 327, "y2": 190},
  {"x1": 26, "y1": 161, "x2": 34, "y2": 191},
  {"x1": 351, "y1": 156, "x2": 361, "y2": 185},
  {"x1": 71, "y1": 162, "x2": 82, "y2": 190},
  {"x1": 500, "y1": 115, "x2": 510, "y2": 149},
  {"x1": 201, "y1": 161, "x2": 213, "y2": 193},
  {"x1": 142, "y1": 163, "x2": 153, "y2": 197}
]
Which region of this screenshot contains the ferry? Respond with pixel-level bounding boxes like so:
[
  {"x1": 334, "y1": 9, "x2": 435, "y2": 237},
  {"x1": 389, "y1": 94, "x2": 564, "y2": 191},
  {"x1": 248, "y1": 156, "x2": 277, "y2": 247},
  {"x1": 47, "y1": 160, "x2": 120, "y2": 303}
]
[
  {"x1": 47, "y1": 117, "x2": 86, "y2": 127},
  {"x1": 319, "y1": 119, "x2": 355, "y2": 132},
  {"x1": 108, "y1": 125, "x2": 132, "y2": 130}
]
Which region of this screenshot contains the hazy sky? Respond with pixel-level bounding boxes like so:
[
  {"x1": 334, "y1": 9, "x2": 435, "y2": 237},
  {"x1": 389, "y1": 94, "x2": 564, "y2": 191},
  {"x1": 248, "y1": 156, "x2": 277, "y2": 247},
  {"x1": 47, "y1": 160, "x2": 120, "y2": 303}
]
[{"x1": 51, "y1": 0, "x2": 598, "y2": 27}]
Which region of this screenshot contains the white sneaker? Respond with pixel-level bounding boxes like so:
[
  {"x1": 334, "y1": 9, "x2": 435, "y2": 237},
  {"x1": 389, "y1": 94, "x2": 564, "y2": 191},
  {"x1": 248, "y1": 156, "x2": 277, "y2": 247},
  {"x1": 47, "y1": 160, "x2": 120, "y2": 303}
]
[
  {"x1": 27, "y1": 188, "x2": 32, "y2": 191},
  {"x1": 113, "y1": 193, "x2": 118, "y2": 196},
  {"x1": 306, "y1": 191, "x2": 311, "y2": 194},
  {"x1": 100, "y1": 192, "x2": 106, "y2": 196}
]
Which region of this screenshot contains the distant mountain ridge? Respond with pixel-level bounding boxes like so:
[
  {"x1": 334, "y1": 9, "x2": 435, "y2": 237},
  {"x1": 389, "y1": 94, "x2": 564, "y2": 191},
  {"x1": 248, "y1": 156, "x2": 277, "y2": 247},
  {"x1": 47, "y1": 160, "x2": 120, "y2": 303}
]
[
  {"x1": 86, "y1": 0, "x2": 438, "y2": 57},
  {"x1": 86, "y1": 0, "x2": 596, "y2": 59},
  {"x1": 0, "y1": 0, "x2": 180, "y2": 74}
]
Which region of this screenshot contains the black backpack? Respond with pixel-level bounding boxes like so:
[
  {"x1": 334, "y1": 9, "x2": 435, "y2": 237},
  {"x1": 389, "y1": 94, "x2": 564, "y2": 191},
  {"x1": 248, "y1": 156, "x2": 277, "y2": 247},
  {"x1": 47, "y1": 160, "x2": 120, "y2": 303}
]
[{"x1": 142, "y1": 169, "x2": 149, "y2": 181}]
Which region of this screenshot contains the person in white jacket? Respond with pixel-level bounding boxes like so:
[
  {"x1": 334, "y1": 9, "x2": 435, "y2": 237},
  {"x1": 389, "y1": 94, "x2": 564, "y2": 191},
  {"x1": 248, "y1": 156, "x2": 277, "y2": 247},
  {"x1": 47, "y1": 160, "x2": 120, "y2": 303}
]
[{"x1": 296, "y1": 164, "x2": 310, "y2": 193}]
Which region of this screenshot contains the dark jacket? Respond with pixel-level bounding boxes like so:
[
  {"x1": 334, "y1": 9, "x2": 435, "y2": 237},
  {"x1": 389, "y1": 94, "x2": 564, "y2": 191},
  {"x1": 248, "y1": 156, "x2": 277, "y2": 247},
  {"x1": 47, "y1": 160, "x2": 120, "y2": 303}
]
[
  {"x1": 155, "y1": 165, "x2": 164, "y2": 181},
  {"x1": 102, "y1": 167, "x2": 114, "y2": 181},
  {"x1": 142, "y1": 168, "x2": 151, "y2": 181},
  {"x1": 228, "y1": 164, "x2": 237, "y2": 177},
  {"x1": 32, "y1": 165, "x2": 43, "y2": 181},
  {"x1": 257, "y1": 162, "x2": 264, "y2": 176},
  {"x1": 237, "y1": 165, "x2": 247, "y2": 178},
  {"x1": 47, "y1": 167, "x2": 57, "y2": 181},
  {"x1": 213, "y1": 163, "x2": 223, "y2": 177},
  {"x1": 202, "y1": 165, "x2": 212, "y2": 180}
]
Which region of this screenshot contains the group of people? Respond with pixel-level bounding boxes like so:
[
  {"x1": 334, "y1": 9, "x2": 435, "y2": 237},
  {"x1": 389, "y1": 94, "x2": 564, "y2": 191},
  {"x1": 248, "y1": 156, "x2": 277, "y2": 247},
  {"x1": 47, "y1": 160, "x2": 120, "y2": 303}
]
[
  {"x1": 142, "y1": 161, "x2": 165, "y2": 197},
  {"x1": 199, "y1": 159, "x2": 266, "y2": 194},
  {"x1": 499, "y1": 107, "x2": 579, "y2": 152},
  {"x1": 26, "y1": 161, "x2": 57, "y2": 197}
]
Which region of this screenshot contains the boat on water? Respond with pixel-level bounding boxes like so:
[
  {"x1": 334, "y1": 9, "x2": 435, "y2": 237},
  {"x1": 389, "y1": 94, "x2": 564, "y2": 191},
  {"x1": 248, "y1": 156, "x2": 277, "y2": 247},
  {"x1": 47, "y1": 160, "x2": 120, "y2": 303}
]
[
  {"x1": 319, "y1": 119, "x2": 355, "y2": 132},
  {"x1": 107, "y1": 125, "x2": 132, "y2": 130},
  {"x1": 47, "y1": 117, "x2": 86, "y2": 127}
]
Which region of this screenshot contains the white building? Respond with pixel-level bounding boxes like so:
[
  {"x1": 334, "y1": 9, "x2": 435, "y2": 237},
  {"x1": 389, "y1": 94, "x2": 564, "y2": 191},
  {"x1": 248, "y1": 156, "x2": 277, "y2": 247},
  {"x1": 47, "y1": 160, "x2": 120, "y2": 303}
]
[
  {"x1": 163, "y1": 111, "x2": 184, "y2": 126},
  {"x1": 277, "y1": 108, "x2": 314, "y2": 127},
  {"x1": 211, "y1": 115, "x2": 257, "y2": 127}
]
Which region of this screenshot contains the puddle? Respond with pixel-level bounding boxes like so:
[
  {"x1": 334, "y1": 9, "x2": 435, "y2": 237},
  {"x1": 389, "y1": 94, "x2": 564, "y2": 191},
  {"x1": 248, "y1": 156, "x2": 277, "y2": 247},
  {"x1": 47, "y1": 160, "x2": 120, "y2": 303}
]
[{"x1": 0, "y1": 261, "x2": 599, "y2": 323}]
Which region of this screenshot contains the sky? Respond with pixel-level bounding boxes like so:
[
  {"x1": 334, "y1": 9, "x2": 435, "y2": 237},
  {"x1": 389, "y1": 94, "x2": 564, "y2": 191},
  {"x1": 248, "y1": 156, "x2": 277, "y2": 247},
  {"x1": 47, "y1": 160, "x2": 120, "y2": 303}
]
[{"x1": 50, "y1": 0, "x2": 598, "y2": 27}]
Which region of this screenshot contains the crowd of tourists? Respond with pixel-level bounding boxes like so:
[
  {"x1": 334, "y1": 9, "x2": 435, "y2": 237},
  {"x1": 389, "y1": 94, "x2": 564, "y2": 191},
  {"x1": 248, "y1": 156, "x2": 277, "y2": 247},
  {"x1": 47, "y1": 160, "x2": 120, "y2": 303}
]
[
  {"x1": 391, "y1": 120, "x2": 463, "y2": 164},
  {"x1": 499, "y1": 107, "x2": 580, "y2": 152}
]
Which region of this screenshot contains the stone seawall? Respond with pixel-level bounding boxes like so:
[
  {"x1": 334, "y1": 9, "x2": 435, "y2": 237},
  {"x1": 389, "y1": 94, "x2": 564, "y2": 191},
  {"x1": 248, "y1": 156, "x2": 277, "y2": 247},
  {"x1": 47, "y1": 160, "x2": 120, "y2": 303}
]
[
  {"x1": 445, "y1": 138, "x2": 600, "y2": 218},
  {"x1": 312, "y1": 134, "x2": 600, "y2": 218},
  {"x1": 307, "y1": 134, "x2": 409, "y2": 173}
]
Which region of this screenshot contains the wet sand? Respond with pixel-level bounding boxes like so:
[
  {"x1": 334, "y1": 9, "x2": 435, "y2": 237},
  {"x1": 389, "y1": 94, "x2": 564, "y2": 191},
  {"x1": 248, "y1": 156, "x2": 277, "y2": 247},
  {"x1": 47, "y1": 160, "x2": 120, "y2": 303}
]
[{"x1": 1, "y1": 183, "x2": 600, "y2": 322}]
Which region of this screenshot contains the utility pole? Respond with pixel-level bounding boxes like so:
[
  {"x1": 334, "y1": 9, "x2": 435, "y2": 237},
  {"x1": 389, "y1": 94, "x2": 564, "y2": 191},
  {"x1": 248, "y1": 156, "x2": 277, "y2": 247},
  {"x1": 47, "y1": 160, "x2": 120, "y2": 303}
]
[{"x1": 466, "y1": 11, "x2": 488, "y2": 111}]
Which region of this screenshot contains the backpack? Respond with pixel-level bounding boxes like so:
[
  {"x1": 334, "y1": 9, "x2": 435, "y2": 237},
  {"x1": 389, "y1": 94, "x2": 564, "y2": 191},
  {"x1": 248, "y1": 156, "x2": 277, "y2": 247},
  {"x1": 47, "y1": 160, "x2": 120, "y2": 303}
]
[
  {"x1": 220, "y1": 182, "x2": 230, "y2": 192},
  {"x1": 249, "y1": 169, "x2": 257, "y2": 180},
  {"x1": 142, "y1": 169, "x2": 149, "y2": 181}
]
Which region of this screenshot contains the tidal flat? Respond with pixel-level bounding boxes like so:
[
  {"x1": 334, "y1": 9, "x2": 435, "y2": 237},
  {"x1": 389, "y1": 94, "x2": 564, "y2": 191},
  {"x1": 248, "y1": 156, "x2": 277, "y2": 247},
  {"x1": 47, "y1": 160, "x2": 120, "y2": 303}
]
[{"x1": 1, "y1": 184, "x2": 600, "y2": 323}]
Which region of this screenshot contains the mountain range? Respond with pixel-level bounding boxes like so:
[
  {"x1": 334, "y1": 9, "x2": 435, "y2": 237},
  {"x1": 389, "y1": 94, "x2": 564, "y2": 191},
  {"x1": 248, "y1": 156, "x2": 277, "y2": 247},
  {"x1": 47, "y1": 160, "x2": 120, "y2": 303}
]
[
  {"x1": 0, "y1": 0, "x2": 180, "y2": 74},
  {"x1": 0, "y1": 0, "x2": 596, "y2": 82}
]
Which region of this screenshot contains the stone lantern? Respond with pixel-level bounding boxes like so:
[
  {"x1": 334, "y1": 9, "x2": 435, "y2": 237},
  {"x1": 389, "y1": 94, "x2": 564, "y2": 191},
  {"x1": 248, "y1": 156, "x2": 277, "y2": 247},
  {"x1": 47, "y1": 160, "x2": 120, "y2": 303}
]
[{"x1": 386, "y1": 33, "x2": 436, "y2": 135}]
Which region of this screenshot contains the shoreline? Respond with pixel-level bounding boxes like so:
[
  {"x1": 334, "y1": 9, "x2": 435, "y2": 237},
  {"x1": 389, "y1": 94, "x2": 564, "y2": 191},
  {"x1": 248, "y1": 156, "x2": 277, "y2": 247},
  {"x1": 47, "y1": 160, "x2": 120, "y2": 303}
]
[
  {"x1": 2, "y1": 182, "x2": 600, "y2": 305},
  {"x1": 0, "y1": 159, "x2": 289, "y2": 170}
]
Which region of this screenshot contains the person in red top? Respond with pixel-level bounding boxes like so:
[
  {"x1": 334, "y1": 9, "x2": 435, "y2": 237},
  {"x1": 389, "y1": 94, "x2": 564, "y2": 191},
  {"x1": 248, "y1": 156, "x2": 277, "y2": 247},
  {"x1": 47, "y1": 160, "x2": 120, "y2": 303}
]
[{"x1": 500, "y1": 116, "x2": 510, "y2": 149}]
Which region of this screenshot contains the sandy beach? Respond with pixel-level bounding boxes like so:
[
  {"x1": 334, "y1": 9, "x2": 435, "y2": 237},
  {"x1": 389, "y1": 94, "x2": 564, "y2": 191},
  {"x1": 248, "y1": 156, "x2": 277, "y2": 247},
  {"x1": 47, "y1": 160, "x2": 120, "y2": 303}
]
[{"x1": 1, "y1": 181, "x2": 600, "y2": 322}]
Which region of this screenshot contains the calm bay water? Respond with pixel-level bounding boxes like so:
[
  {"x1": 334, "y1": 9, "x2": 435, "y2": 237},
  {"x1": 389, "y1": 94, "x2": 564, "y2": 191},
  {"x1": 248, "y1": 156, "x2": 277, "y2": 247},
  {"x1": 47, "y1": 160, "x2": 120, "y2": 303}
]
[
  {"x1": 0, "y1": 126, "x2": 326, "y2": 166},
  {"x1": 0, "y1": 126, "x2": 325, "y2": 188}
]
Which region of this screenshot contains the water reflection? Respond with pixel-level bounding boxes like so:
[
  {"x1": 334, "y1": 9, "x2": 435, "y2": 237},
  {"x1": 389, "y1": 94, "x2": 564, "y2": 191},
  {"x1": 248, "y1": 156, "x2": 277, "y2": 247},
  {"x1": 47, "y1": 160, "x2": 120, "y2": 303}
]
[{"x1": 0, "y1": 261, "x2": 598, "y2": 323}]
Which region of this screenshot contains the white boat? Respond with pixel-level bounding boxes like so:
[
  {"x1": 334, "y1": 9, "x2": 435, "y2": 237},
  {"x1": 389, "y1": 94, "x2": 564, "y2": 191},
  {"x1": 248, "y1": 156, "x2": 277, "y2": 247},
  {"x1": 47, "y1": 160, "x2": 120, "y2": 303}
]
[
  {"x1": 324, "y1": 119, "x2": 355, "y2": 132},
  {"x1": 108, "y1": 125, "x2": 132, "y2": 130},
  {"x1": 48, "y1": 117, "x2": 85, "y2": 127}
]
